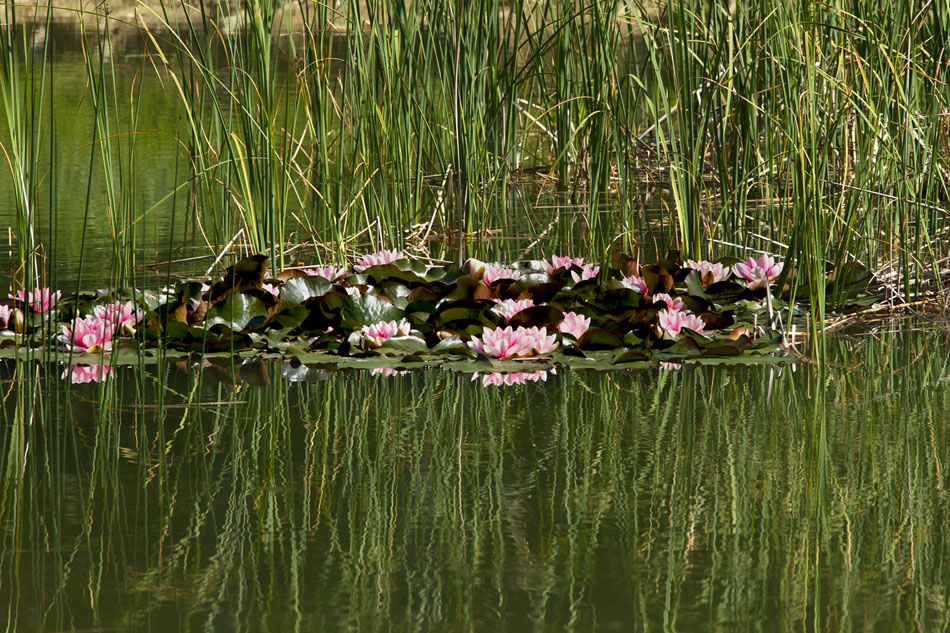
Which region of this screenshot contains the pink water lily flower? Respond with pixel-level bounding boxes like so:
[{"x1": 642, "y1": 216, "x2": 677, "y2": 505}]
[
  {"x1": 12, "y1": 287, "x2": 61, "y2": 312},
  {"x1": 558, "y1": 311, "x2": 590, "y2": 339},
  {"x1": 570, "y1": 263, "x2": 600, "y2": 284},
  {"x1": 354, "y1": 249, "x2": 404, "y2": 272},
  {"x1": 482, "y1": 264, "x2": 522, "y2": 286},
  {"x1": 65, "y1": 364, "x2": 114, "y2": 384},
  {"x1": 656, "y1": 308, "x2": 706, "y2": 340},
  {"x1": 468, "y1": 325, "x2": 557, "y2": 359},
  {"x1": 61, "y1": 316, "x2": 113, "y2": 353},
  {"x1": 685, "y1": 259, "x2": 730, "y2": 286},
  {"x1": 543, "y1": 255, "x2": 585, "y2": 275},
  {"x1": 492, "y1": 298, "x2": 534, "y2": 321},
  {"x1": 732, "y1": 254, "x2": 783, "y2": 290},
  {"x1": 360, "y1": 319, "x2": 411, "y2": 348},
  {"x1": 620, "y1": 274, "x2": 649, "y2": 294},
  {"x1": 93, "y1": 301, "x2": 144, "y2": 334},
  {"x1": 472, "y1": 368, "x2": 555, "y2": 387},
  {"x1": 306, "y1": 264, "x2": 348, "y2": 282},
  {"x1": 652, "y1": 292, "x2": 685, "y2": 311},
  {"x1": 659, "y1": 361, "x2": 682, "y2": 371},
  {"x1": 0, "y1": 305, "x2": 12, "y2": 330}
]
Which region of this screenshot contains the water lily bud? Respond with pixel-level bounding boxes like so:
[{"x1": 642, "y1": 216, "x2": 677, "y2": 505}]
[
  {"x1": 461, "y1": 258, "x2": 487, "y2": 278},
  {"x1": 13, "y1": 308, "x2": 25, "y2": 333}
]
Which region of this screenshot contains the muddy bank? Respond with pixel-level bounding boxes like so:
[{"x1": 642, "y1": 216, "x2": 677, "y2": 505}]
[
  {"x1": 13, "y1": 1, "x2": 343, "y2": 35},
  {"x1": 11, "y1": 1, "x2": 348, "y2": 61}
]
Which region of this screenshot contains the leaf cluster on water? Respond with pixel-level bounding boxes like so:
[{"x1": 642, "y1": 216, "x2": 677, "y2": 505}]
[{"x1": 0, "y1": 252, "x2": 883, "y2": 372}]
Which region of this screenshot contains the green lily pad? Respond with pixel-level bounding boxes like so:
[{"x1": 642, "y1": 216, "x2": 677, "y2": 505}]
[
  {"x1": 656, "y1": 336, "x2": 703, "y2": 358},
  {"x1": 622, "y1": 330, "x2": 644, "y2": 347},
  {"x1": 508, "y1": 305, "x2": 564, "y2": 329},
  {"x1": 341, "y1": 293, "x2": 405, "y2": 328},
  {"x1": 279, "y1": 276, "x2": 331, "y2": 309},
  {"x1": 433, "y1": 299, "x2": 494, "y2": 328},
  {"x1": 375, "y1": 335, "x2": 430, "y2": 355},
  {"x1": 362, "y1": 263, "x2": 427, "y2": 285},
  {"x1": 612, "y1": 348, "x2": 650, "y2": 364},
  {"x1": 432, "y1": 334, "x2": 473, "y2": 355},
  {"x1": 578, "y1": 328, "x2": 625, "y2": 351},
  {"x1": 206, "y1": 293, "x2": 269, "y2": 332}
]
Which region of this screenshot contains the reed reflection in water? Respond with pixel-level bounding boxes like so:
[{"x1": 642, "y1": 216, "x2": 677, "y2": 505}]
[{"x1": 1, "y1": 325, "x2": 949, "y2": 631}]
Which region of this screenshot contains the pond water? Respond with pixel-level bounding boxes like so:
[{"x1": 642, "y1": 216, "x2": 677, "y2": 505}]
[{"x1": 1, "y1": 323, "x2": 948, "y2": 631}]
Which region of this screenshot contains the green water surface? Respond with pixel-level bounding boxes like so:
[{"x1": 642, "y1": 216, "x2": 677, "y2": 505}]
[{"x1": 1, "y1": 323, "x2": 948, "y2": 632}]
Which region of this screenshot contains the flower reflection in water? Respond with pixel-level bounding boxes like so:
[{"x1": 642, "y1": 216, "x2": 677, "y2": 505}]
[
  {"x1": 471, "y1": 367, "x2": 556, "y2": 387},
  {"x1": 369, "y1": 367, "x2": 409, "y2": 377},
  {"x1": 65, "y1": 364, "x2": 114, "y2": 384}
]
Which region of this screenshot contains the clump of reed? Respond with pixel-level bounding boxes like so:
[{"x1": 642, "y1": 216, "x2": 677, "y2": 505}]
[{"x1": 2, "y1": 0, "x2": 949, "y2": 341}]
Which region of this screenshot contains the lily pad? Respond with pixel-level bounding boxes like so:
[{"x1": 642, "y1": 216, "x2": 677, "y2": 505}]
[
  {"x1": 279, "y1": 276, "x2": 331, "y2": 309},
  {"x1": 578, "y1": 328, "x2": 625, "y2": 351},
  {"x1": 206, "y1": 293, "x2": 269, "y2": 332},
  {"x1": 341, "y1": 293, "x2": 405, "y2": 328}
]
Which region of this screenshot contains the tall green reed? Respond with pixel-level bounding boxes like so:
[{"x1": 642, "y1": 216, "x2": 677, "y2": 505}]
[
  {"x1": 0, "y1": 5, "x2": 48, "y2": 286},
  {"x1": 6, "y1": 0, "x2": 950, "y2": 339},
  {"x1": 77, "y1": 11, "x2": 147, "y2": 286}
]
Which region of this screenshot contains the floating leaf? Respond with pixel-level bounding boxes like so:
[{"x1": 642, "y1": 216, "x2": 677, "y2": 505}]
[
  {"x1": 508, "y1": 305, "x2": 563, "y2": 329},
  {"x1": 433, "y1": 299, "x2": 494, "y2": 328},
  {"x1": 699, "y1": 311, "x2": 733, "y2": 330},
  {"x1": 378, "y1": 281, "x2": 413, "y2": 304},
  {"x1": 558, "y1": 346, "x2": 588, "y2": 359},
  {"x1": 622, "y1": 330, "x2": 644, "y2": 347},
  {"x1": 206, "y1": 293, "x2": 269, "y2": 332},
  {"x1": 612, "y1": 348, "x2": 650, "y2": 364},
  {"x1": 280, "y1": 277, "x2": 331, "y2": 309},
  {"x1": 698, "y1": 335, "x2": 749, "y2": 356},
  {"x1": 362, "y1": 263, "x2": 427, "y2": 285},
  {"x1": 341, "y1": 293, "x2": 405, "y2": 328},
  {"x1": 657, "y1": 336, "x2": 703, "y2": 358},
  {"x1": 432, "y1": 334, "x2": 474, "y2": 355},
  {"x1": 578, "y1": 328, "x2": 625, "y2": 350},
  {"x1": 684, "y1": 271, "x2": 710, "y2": 299},
  {"x1": 375, "y1": 335, "x2": 430, "y2": 355},
  {"x1": 443, "y1": 275, "x2": 482, "y2": 301},
  {"x1": 509, "y1": 281, "x2": 565, "y2": 304}
]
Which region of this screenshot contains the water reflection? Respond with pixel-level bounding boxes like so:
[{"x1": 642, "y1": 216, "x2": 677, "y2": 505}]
[
  {"x1": 471, "y1": 368, "x2": 557, "y2": 386},
  {"x1": 64, "y1": 363, "x2": 114, "y2": 383},
  {"x1": 2, "y1": 326, "x2": 949, "y2": 631}
]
